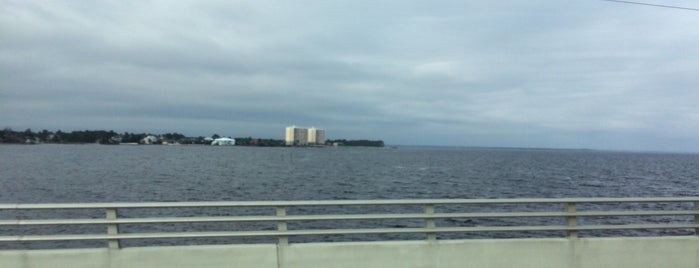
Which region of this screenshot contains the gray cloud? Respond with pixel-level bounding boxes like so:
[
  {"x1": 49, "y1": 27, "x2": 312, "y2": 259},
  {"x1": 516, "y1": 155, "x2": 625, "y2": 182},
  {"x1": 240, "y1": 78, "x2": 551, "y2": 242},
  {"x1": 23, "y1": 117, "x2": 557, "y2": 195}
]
[{"x1": 2, "y1": 0, "x2": 699, "y2": 152}]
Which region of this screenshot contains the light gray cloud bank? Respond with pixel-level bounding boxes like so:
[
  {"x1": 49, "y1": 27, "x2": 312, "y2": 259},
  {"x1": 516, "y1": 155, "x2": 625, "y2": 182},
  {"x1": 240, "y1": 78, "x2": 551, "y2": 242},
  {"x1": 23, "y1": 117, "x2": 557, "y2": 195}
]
[{"x1": 2, "y1": 0, "x2": 698, "y2": 152}]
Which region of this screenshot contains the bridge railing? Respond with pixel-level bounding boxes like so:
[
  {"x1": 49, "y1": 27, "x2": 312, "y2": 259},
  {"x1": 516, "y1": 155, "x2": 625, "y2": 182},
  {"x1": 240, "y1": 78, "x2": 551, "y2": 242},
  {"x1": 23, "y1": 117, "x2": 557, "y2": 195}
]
[{"x1": 1, "y1": 197, "x2": 698, "y2": 249}]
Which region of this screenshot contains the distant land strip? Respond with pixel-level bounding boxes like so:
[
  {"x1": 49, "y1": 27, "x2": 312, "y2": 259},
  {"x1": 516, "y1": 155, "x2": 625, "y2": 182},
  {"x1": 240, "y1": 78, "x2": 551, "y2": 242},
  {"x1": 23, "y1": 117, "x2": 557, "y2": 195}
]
[{"x1": 0, "y1": 128, "x2": 384, "y2": 147}]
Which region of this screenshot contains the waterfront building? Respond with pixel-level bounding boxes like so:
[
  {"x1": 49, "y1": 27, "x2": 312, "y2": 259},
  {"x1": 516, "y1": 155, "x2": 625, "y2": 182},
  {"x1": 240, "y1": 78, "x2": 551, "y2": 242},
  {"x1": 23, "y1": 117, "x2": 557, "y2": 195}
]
[
  {"x1": 286, "y1": 126, "x2": 325, "y2": 146},
  {"x1": 285, "y1": 126, "x2": 308, "y2": 146},
  {"x1": 308, "y1": 127, "x2": 326, "y2": 145},
  {"x1": 140, "y1": 135, "x2": 158, "y2": 144},
  {"x1": 211, "y1": 137, "x2": 235, "y2": 146}
]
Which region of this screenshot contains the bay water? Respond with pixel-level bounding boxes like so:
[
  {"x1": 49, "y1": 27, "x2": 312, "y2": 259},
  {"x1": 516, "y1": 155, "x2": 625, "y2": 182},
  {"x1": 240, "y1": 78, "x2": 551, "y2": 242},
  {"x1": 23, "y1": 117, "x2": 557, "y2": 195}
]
[{"x1": 1, "y1": 144, "x2": 697, "y2": 247}]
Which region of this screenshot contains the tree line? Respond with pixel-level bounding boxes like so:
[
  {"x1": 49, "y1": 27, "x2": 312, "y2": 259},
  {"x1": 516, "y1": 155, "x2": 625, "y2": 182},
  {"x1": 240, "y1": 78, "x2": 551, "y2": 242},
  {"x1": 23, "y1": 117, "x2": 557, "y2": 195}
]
[
  {"x1": 0, "y1": 128, "x2": 204, "y2": 145},
  {"x1": 1, "y1": 128, "x2": 385, "y2": 147},
  {"x1": 0, "y1": 128, "x2": 287, "y2": 146},
  {"x1": 326, "y1": 139, "x2": 385, "y2": 147}
]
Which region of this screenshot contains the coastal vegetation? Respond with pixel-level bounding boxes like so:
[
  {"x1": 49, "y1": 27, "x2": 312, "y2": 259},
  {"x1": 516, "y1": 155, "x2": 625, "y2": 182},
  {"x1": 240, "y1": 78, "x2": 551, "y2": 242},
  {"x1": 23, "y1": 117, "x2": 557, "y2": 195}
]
[
  {"x1": 0, "y1": 128, "x2": 384, "y2": 147},
  {"x1": 327, "y1": 139, "x2": 384, "y2": 147},
  {"x1": 0, "y1": 128, "x2": 199, "y2": 145},
  {"x1": 233, "y1": 137, "x2": 286, "y2": 147}
]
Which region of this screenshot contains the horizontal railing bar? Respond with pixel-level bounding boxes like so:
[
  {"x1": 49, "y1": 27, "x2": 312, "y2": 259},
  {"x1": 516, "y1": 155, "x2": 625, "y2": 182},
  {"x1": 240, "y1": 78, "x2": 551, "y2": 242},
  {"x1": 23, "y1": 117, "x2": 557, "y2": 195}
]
[
  {"x1": 1, "y1": 224, "x2": 697, "y2": 242},
  {"x1": 2, "y1": 197, "x2": 698, "y2": 210},
  {"x1": 573, "y1": 210, "x2": 699, "y2": 217},
  {"x1": 283, "y1": 224, "x2": 699, "y2": 236},
  {"x1": 2, "y1": 211, "x2": 697, "y2": 226}
]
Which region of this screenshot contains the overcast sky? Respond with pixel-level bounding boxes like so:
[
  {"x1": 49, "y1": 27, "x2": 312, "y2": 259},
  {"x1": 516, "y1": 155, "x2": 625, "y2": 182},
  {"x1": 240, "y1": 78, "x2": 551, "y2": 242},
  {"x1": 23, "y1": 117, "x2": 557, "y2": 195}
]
[{"x1": 1, "y1": 0, "x2": 698, "y2": 152}]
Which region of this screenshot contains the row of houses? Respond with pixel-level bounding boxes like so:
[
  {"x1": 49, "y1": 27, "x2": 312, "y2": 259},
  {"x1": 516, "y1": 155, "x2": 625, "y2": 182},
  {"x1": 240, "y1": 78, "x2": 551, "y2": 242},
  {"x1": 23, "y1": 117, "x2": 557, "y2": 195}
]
[
  {"x1": 138, "y1": 135, "x2": 234, "y2": 145},
  {"x1": 285, "y1": 126, "x2": 325, "y2": 146}
]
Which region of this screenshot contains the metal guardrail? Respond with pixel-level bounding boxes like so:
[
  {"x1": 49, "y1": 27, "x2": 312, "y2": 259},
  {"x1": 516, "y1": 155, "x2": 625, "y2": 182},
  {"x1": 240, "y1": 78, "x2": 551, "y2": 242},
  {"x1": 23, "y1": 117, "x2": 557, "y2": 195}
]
[{"x1": 1, "y1": 197, "x2": 698, "y2": 249}]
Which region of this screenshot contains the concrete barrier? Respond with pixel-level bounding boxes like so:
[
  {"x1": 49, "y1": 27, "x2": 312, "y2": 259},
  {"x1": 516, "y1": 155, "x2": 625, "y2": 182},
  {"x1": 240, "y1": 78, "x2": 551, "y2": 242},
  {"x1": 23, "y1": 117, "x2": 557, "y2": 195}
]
[
  {"x1": 0, "y1": 244, "x2": 278, "y2": 268},
  {"x1": 2, "y1": 236, "x2": 697, "y2": 268},
  {"x1": 280, "y1": 236, "x2": 699, "y2": 268}
]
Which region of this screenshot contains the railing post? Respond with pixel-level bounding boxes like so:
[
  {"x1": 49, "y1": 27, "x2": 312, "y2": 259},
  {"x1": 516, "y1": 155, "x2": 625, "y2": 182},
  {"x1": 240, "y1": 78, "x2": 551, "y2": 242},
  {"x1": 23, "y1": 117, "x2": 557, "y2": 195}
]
[
  {"x1": 276, "y1": 206, "x2": 288, "y2": 246},
  {"x1": 106, "y1": 208, "x2": 120, "y2": 249},
  {"x1": 424, "y1": 204, "x2": 436, "y2": 241},
  {"x1": 565, "y1": 202, "x2": 577, "y2": 238},
  {"x1": 694, "y1": 201, "x2": 699, "y2": 236}
]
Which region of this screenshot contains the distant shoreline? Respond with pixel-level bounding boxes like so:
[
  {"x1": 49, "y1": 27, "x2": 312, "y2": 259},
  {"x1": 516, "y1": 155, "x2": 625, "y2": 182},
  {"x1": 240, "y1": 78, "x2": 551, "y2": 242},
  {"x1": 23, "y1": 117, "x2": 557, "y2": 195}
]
[{"x1": 0, "y1": 128, "x2": 384, "y2": 147}]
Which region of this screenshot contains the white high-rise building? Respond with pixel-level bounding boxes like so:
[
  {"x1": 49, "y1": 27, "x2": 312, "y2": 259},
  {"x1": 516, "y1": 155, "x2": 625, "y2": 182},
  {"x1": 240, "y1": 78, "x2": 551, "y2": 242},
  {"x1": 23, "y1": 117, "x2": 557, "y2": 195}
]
[
  {"x1": 285, "y1": 125, "x2": 308, "y2": 146},
  {"x1": 285, "y1": 126, "x2": 325, "y2": 146},
  {"x1": 308, "y1": 127, "x2": 326, "y2": 145}
]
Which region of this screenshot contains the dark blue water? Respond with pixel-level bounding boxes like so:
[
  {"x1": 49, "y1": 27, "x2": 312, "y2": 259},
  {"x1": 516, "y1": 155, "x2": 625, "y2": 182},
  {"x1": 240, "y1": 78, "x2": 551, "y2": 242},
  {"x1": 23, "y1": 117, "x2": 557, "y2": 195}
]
[
  {"x1": 1, "y1": 144, "x2": 698, "y2": 248},
  {"x1": 2, "y1": 144, "x2": 697, "y2": 202}
]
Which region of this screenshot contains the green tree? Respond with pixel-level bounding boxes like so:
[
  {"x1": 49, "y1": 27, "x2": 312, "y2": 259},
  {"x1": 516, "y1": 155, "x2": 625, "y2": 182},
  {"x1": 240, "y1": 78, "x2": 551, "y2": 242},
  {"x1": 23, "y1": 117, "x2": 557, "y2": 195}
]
[{"x1": 38, "y1": 129, "x2": 51, "y2": 142}]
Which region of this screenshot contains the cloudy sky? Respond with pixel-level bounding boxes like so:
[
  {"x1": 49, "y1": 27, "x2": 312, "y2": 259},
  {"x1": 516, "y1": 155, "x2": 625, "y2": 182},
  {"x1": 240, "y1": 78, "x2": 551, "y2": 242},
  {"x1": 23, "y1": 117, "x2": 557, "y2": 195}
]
[{"x1": 1, "y1": 0, "x2": 698, "y2": 152}]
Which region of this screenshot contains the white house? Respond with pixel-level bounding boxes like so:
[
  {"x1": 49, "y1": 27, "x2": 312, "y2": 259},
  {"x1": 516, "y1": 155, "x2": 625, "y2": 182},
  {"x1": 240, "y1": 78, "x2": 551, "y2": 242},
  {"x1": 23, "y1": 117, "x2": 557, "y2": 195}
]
[
  {"x1": 211, "y1": 137, "x2": 235, "y2": 146},
  {"x1": 140, "y1": 135, "x2": 159, "y2": 144}
]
